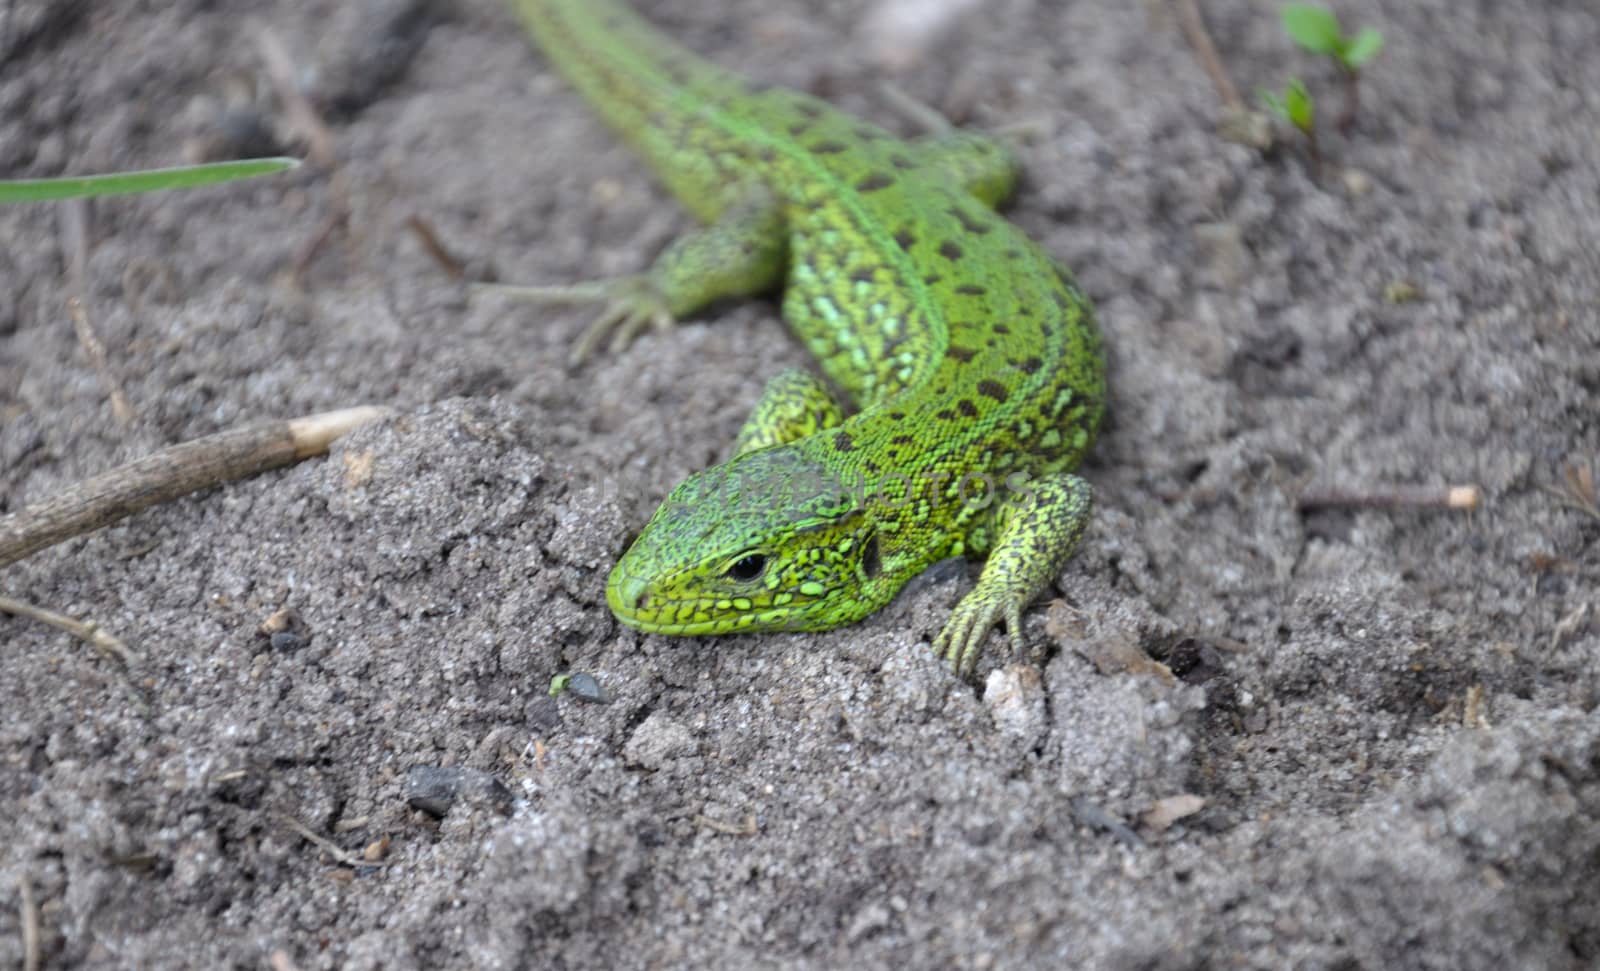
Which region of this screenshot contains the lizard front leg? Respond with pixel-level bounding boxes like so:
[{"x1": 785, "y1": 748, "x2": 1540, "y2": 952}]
[
  {"x1": 731, "y1": 368, "x2": 845, "y2": 458},
  {"x1": 933, "y1": 471, "x2": 1092, "y2": 675}
]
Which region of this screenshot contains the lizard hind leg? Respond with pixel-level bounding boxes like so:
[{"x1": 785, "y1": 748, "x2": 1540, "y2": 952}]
[
  {"x1": 911, "y1": 130, "x2": 1022, "y2": 209},
  {"x1": 476, "y1": 186, "x2": 788, "y2": 365},
  {"x1": 876, "y1": 83, "x2": 1020, "y2": 208},
  {"x1": 732, "y1": 368, "x2": 845, "y2": 458},
  {"x1": 932, "y1": 471, "x2": 1092, "y2": 674}
]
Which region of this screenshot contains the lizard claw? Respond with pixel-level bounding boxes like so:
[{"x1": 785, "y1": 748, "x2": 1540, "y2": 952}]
[
  {"x1": 470, "y1": 276, "x2": 676, "y2": 365},
  {"x1": 931, "y1": 589, "x2": 1027, "y2": 676},
  {"x1": 573, "y1": 275, "x2": 676, "y2": 364}
]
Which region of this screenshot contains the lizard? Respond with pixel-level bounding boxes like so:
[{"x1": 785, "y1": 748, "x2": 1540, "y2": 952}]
[{"x1": 503, "y1": 0, "x2": 1106, "y2": 674}]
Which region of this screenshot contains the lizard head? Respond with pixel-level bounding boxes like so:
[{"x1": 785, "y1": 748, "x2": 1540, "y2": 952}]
[{"x1": 606, "y1": 445, "x2": 887, "y2": 636}]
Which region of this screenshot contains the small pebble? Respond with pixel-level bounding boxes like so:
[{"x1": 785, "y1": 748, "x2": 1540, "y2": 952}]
[
  {"x1": 362, "y1": 835, "x2": 390, "y2": 862},
  {"x1": 259, "y1": 607, "x2": 299, "y2": 635},
  {"x1": 1141, "y1": 794, "x2": 1207, "y2": 833},
  {"x1": 983, "y1": 664, "x2": 1047, "y2": 746},
  {"x1": 1341, "y1": 168, "x2": 1373, "y2": 196},
  {"x1": 404, "y1": 766, "x2": 513, "y2": 819},
  {"x1": 565, "y1": 672, "x2": 610, "y2": 704},
  {"x1": 1384, "y1": 280, "x2": 1423, "y2": 303}
]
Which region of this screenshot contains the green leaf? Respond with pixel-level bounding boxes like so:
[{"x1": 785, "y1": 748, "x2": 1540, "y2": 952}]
[
  {"x1": 1284, "y1": 79, "x2": 1315, "y2": 133},
  {"x1": 0, "y1": 157, "x2": 299, "y2": 203},
  {"x1": 1282, "y1": 3, "x2": 1343, "y2": 55},
  {"x1": 1260, "y1": 79, "x2": 1315, "y2": 134},
  {"x1": 1259, "y1": 88, "x2": 1289, "y2": 121},
  {"x1": 1342, "y1": 26, "x2": 1384, "y2": 68}
]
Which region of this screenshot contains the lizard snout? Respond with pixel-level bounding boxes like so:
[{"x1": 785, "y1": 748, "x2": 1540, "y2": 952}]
[{"x1": 610, "y1": 572, "x2": 650, "y2": 613}]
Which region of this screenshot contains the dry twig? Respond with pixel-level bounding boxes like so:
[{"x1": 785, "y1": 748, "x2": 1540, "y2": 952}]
[
  {"x1": 19, "y1": 873, "x2": 41, "y2": 971},
  {"x1": 0, "y1": 594, "x2": 136, "y2": 664},
  {"x1": 68, "y1": 297, "x2": 136, "y2": 426},
  {"x1": 59, "y1": 199, "x2": 136, "y2": 425},
  {"x1": 274, "y1": 813, "x2": 384, "y2": 868},
  {"x1": 1172, "y1": 0, "x2": 1274, "y2": 149},
  {"x1": 289, "y1": 206, "x2": 349, "y2": 284},
  {"x1": 0, "y1": 406, "x2": 388, "y2": 571},
  {"x1": 405, "y1": 215, "x2": 469, "y2": 281},
  {"x1": 694, "y1": 813, "x2": 758, "y2": 836},
  {"x1": 255, "y1": 26, "x2": 337, "y2": 166},
  {"x1": 1543, "y1": 462, "x2": 1600, "y2": 521},
  {"x1": 1173, "y1": 0, "x2": 1240, "y2": 109},
  {"x1": 1298, "y1": 483, "x2": 1482, "y2": 513}
]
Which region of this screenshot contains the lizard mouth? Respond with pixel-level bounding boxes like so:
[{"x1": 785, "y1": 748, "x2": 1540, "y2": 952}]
[
  {"x1": 605, "y1": 569, "x2": 804, "y2": 636},
  {"x1": 605, "y1": 569, "x2": 712, "y2": 634}
]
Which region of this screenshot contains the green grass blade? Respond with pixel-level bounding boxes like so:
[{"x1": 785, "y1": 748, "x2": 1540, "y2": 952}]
[{"x1": 0, "y1": 157, "x2": 300, "y2": 203}]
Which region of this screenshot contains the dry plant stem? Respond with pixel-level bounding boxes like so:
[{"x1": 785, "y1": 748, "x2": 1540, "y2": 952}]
[
  {"x1": 1173, "y1": 0, "x2": 1241, "y2": 109},
  {"x1": 0, "y1": 594, "x2": 136, "y2": 663},
  {"x1": 68, "y1": 297, "x2": 135, "y2": 426},
  {"x1": 255, "y1": 25, "x2": 337, "y2": 166},
  {"x1": 1338, "y1": 70, "x2": 1361, "y2": 134},
  {"x1": 1543, "y1": 463, "x2": 1600, "y2": 520},
  {"x1": 274, "y1": 812, "x2": 384, "y2": 868},
  {"x1": 876, "y1": 82, "x2": 954, "y2": 135},
  {"x1": 406, "y1": 215, "x2": 469, "y2": 281},
  {"x1": 0, "y1": 406, "x2": 388, "y2": 570},
  {"x1": 19, "y1": 873, "x2": 41, "y2": 971},
  {"x1": 58, "y1": 195, "x2": 89, "y2": 295},
  {"x1": 1298, "y1": 484, "x2": 1482, "y2": 512},
  {"x1": 59, "y1": 200, "x2": 136, "y2": 425},
  {"x1": 694, "y1": 813, "x2": 758, "y2": 836},
  {"x1": 291, "y1": 206, "x2": 349, "y2": 283}
]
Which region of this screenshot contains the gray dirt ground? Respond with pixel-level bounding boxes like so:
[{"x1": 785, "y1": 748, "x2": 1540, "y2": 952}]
[{"x1": 2, "y1": 0, "x2": 1598, "y2": 967}]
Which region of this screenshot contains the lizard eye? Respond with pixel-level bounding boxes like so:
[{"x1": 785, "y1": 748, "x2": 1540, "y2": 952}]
[{"x1": 725, "y1": 553, "x2": 767, "y2": 581}]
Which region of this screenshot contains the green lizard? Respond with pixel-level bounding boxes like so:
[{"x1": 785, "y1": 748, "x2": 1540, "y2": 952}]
[{"x1": 504, "y1": 0, "x2": 1105, "y2": 673}]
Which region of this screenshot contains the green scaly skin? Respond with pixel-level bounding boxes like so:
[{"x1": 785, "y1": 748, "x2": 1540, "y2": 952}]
[{"x1": 510, "y1": 0, "x2": 1106, "y2": 673}]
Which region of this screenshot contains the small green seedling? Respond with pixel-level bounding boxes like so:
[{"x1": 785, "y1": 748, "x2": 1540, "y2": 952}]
[
  {"x1": 1260, "y1": 78, "x2": 1320, "y2": 168},
  {"x1": 0, "y1": 157, "x2": 299, "y2": 203},
  {"x1": 1280, "y1": 4, "x2": 1383, "y2": 131},
  {"x1": 1281, "y1": 4, "x2": 1383, "y2": 72},
  {"x1": 1261, "y1": 78, "x2": 1315, "y2": 135}
]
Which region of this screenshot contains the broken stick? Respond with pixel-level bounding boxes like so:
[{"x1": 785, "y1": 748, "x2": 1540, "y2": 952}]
[{"x1": 0, "y1": 406, "x2": 388, "y2": 571}]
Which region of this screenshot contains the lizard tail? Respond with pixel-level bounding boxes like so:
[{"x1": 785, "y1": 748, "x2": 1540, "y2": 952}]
[{"x1": 511, "y1": 0, "x2": 750, "y2": 211}]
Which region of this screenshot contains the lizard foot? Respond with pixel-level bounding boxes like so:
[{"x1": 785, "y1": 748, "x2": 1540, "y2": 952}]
[
  {"x1": 473, "y1": 276, "x2": 675, "y2": 365},
  {"x1": 931, "y1": 588, "x2": 1026, "y2": 676}
]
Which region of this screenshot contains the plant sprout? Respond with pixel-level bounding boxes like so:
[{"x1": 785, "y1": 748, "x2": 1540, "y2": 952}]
[
  {"x1": 1261, "y1": 78, "x2": 1315, "y2": 135},
  {"x1": 1260, "y1": 78, "x2": 1320, "y2": 168},
  {"x1": 1280, "y1": 4, "x2": 1383, "y2": 131},
  {"x1": 1281, "y1": 4, "x2": 1383, "y2": 71}
]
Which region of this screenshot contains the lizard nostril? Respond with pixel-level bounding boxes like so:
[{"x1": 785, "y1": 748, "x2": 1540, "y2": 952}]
[{"x1": 614, "y1": 574, "x2": 650, "y2": 612}]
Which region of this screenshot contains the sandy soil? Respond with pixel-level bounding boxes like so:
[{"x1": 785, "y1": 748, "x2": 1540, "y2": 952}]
[{"x1": 2, "y1": 0, "x2": 1597, "y2": 967}]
